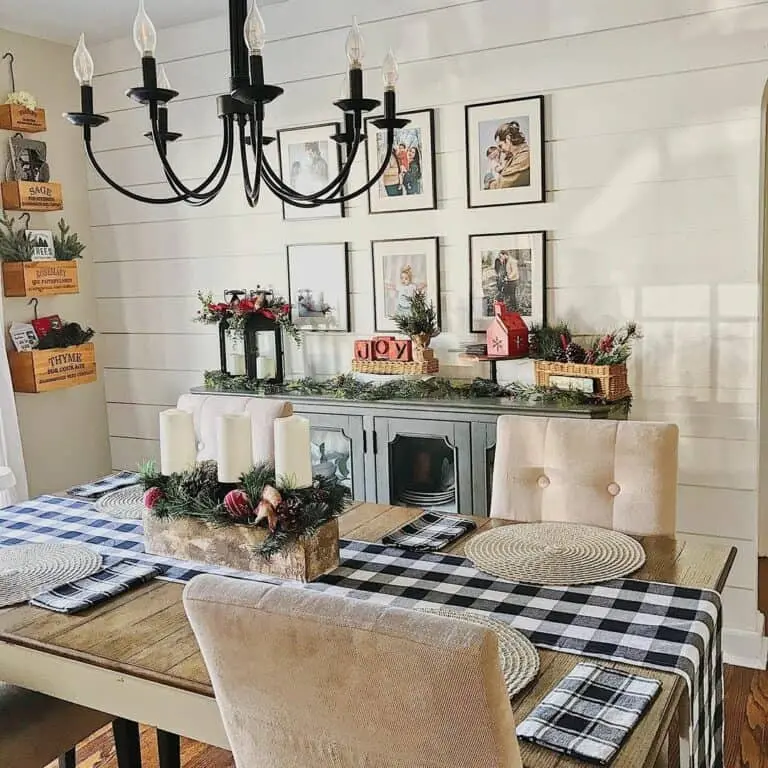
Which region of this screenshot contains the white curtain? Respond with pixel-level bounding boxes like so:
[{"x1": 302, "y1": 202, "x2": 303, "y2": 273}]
[{"x1": 0, "y1": 297, "x2": 28, "y2": 505}]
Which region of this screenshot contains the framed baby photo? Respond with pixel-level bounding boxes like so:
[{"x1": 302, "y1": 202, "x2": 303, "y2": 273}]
[
  {"x1": 465, "y1": 95, "x2": 545, "y2": 208},
  {"x1": 364, "y1": 109, "x2": 437, "y2": 214},
  {"x1": 371, "y1": 237, "x2": 441, "y2": 333},
  {"x1": 287, "y1": 243, "x2": 351, "y2": 332},
  {"x1": 469, "y1": 231, "x2": 546, "y2": 332},
  {"x1": 277, "y1": 122, "x2": 345, "y2": 221}
]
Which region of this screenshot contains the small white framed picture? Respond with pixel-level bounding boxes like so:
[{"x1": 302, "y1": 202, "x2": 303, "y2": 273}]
[
  {"x1": 364, "y1": 109, "x2": 437, "y2": 214},
  {"x1": 372, "y1": 237, "x2": 440, "y2": 333},
  {"x1": 287, "y1": 243, "x2": 350, "y2": 332},
  {"x1": 469, "y1": 231, "x2": 546, "y2": 332},
  {"x1": 465, "y1": 95, "x2": 545, "y2": 208},
  {"x1": 277, "y1": 123, "x2": 345, "y2": 221},
  {"x1": 25, "y1": 229, "x2": 55, "y2": 261}
]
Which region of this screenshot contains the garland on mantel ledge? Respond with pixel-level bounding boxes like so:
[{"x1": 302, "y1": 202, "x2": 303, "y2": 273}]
[{"x1": 203, "y1": 371, "x2": 632, "y2": 408}]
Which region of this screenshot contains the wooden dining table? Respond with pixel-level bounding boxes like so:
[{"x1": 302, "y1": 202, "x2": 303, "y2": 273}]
[{"x1": 0, "y1": 500, "x2": 736, "y2": 768}]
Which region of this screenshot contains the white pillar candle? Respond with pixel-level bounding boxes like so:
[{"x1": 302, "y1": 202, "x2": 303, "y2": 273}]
[
  {"x1": 217, "y1": 414, "x2": 253, "y2": 483},
  {"x1": 159, "y1": 409, "x2": 196, "y2": 475},
  {"x1": 230, "y1": 353, "x2": 246, "y2": 376},
  {"x1": 256, "y1": 355, "x2": 276, "y2": 380},
  {"x1": 274, "y1": 415, "x2": 313, "y2": 488}
]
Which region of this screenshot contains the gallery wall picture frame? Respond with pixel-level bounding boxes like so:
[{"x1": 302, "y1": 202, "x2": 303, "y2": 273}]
[
  {"x1": 364, "y1": 108, "x2": 437, "y2": 214},
  {"x1": 286, "y1": 243, "x2": 351, "y2": 332},
  {"x1": 465, "y1": 95, "x2": 545, "y2": 209},
  {"x1": 468, "y1": 231, "x2": 546, "y2": 333},
  {"x1": 371, "y1": 236, "x2": 441, "y2": 333},
  {"x1": 276, "y1": 122, "x2": 345, "y2": 221}
]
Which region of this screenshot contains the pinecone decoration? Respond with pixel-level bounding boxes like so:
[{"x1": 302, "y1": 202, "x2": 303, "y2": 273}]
[
  {"x1": 565, "y1": 342, "x2": 587, "y2": 364},
  {"x1": 553, "y1": 344, "x2": 568, "y2": 363},
  {"x1": 528, "y1": 331, "x2": 540, "y2": 357},
  {"x1": 277, "y1": 496, "x2": 303, "y2": 532}
]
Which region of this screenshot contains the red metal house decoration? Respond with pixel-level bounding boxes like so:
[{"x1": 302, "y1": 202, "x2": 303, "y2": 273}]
[{"x1": 486, "y1": 301, "x2": 529, "y2": 358}]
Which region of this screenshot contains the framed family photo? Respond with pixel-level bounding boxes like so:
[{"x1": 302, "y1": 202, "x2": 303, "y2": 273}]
[
  {"x1": 277, "y1": 123, "x2": 345, "y2": 221},
  {"x1": 469, "y1": 231, "x2": 546, "y2": 332},
  {"x1": 371, "y1": 237, "x2": 440, "y2": 333},
  {"x1": 364, "y1": 109, "x2": 437, "y2": 214},
  {"x1": 465, "y1": 95, "x2": 544, "y2": 209},
  {"x1": 287, "y1": 243, "x2": 350, "y2": 332}
]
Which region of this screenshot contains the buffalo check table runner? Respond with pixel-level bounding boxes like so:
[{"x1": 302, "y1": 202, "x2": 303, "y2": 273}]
[{"x1": 0, "y1": 496, "x2": 722, "y2": 768}]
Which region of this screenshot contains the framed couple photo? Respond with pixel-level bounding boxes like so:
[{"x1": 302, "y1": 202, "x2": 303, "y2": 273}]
[
  {"x1": 465, "y1": 95, "x2": 545, "y2": 209},
  {"x1": 364, "y1": 109, "x2": 437, "y2": 215}
]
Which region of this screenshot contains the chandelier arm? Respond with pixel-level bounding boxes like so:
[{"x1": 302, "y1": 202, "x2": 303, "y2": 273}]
[{"x1": 237, "y1": 117, "x2": 263, "y2": 208}]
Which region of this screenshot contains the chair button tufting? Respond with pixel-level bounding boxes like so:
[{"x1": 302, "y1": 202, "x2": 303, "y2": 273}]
[
  {"x1": 537, "y1": 475, "x2": 551, "y2": 489},
  {"x1": 607, "y1": 482, "x2": 621, "y2": 497}
]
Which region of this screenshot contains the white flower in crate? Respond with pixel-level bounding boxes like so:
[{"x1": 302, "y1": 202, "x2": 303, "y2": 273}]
[{"x1": 5, "y1": 91, "x2": 37, "y2": 110}]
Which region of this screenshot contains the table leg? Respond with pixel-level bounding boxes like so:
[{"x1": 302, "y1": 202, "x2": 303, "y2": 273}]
[
  {"x1": 112, "y1": 718, "x2": 142, "y2": 768},
  {"x1": 157, "y1": 729, "x2": 181, "y2": 768}
]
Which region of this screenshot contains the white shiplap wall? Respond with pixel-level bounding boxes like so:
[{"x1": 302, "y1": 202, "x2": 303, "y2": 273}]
[{"x1": 90, "y1": 0, "x2": 767, "y2": 665}]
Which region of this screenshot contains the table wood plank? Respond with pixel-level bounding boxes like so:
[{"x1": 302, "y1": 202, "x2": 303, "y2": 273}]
[{"x1": 0, "y1": 501, "x2": 735, "y2": 768}]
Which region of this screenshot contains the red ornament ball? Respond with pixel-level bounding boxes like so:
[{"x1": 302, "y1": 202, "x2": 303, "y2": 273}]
[
  {"x1": 143, "y1": 487, "x2": 164, "y2": 510},
  {"x1": 224, "y1": 489, "x2": 252, "y2": 520}
]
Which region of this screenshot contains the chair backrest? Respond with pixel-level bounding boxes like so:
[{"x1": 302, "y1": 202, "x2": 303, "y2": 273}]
[
  {"x1": 490, "y1": 415, "x2": 679, "y2": 536},
  {"x1": 176, "y1": 394, "x2": 293, "y2": 466},
  {"x1": 184, "y1": 575, "x2": 523, "y2": 768}
]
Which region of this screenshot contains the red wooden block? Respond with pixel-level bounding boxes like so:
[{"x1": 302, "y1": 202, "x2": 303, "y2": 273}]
[
  {"x1": 372, "y1": 337, "x2": 393, "y2": 360},
  {"x1": 389, "y1": 339, "x2": 413, "y2": 362},
  {"x1": 354, "y1": 340, "x2": 372, "y2": 360}
]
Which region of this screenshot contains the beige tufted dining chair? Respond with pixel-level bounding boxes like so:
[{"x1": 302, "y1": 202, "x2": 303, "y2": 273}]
[
  {"x1": 490, "y1": 416, "x2": 679, "y2": 536},
  {"x1": 184, "y1": 575, "x2": 524, "y2": 768}
]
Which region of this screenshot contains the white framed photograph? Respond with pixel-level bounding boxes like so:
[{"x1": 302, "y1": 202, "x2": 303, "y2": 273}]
[
  {"x1": 372, "y1": 237, "x2": 440, "y2": 333},
  {"x1": 469, "y1": 231, "x2": 546, "y2": 332},
  {"x1": 287, "y1": 243, "x2": 350, "y2": 332},
  {"x1": 465, "y1": 95, "x2": 544, "y2": 208},
  {"x1": 364, "y1": 109, "x2": 437, "y2": 214},
  {"x1": 277, "y1": 123, "x2": 345, "y2": 221},
  {"x1": 25, "y1": 229, "x2": 55, "y2": 260}
]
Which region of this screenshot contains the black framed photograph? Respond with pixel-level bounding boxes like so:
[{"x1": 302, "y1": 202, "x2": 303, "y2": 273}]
[
  {"x1": 277, "y1": 123, "x2": 344, "y2": 221},
  {"x1": 364, "y1": 109, "x2": 437, "y2": 214},
  {"x1": 371, "y1": 237, "x2": 440, "y2": 333},
  {"x1": 465, "y1": 95, "x2": 544, "y2": 208},
  {"x1": 287, "y1": 243, "x2": 350, "y2": 332},
  {"x1": 469, "y1": 231, "x2": 546, "y2": 332},
  {"x1": 9, "y1": 135, "x2": 50, "y2": 182}
]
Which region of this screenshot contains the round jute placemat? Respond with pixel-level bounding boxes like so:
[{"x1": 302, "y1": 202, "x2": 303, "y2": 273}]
[
  {"x1": 416, "y1": 605, "x2": 539, "y2": 697},
  {"x1": 464, "y1": 522, "x2": 646, "y2": 586},
  {"x1": 95, "y1": 485, "x2": 145, "y2": 520},
  {"x1": 0, "y1": 543, "x2": 102, "y2": 607}
]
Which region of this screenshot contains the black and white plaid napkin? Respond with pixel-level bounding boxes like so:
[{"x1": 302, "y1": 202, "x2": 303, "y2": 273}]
[
  {"x1": 516, "y1": 662, "x2": 661, "y2": 765},
  {"x1": 66, "y1": 471, "x2": 140, "y2": 500},
  {"x1": 381, "y1": 511, "x2": 476, "y2": 552},
  {"x1": 29, "y1": 557, "x2": 165, "y2": 614}
]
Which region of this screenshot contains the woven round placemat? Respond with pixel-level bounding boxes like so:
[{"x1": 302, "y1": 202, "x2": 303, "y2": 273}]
[
  {"x1": 464, "y1": 523, "x2": 646, "y2": 585},
  {"x1": 0, "y1": 543, "x2": 102, "y2": 607},
  {"x1": 95, "y1": 484, "x2": 145, "y2": 519},
  {"x1": 416, "y1": 605, "x2": 539, "y2": 697}
]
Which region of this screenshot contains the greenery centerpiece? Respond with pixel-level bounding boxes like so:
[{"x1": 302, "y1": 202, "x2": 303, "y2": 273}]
[{"x1": 393, "y1": 288, "x2": 439, "y2": 357}]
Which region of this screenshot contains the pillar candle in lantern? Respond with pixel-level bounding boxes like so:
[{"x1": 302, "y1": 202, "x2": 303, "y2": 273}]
[
  {"x1": 256, "y1": 355, "x2": 276, "y2": 380},
  {"x1": 274, "y1": 415, "x2": 313, "y2": 488},
  {"x1": 217, "y1": 414, "x2": 253, "y2": 483},
  {"x1": 159, "y1": 409, "x2": 196, "y2": 475}
]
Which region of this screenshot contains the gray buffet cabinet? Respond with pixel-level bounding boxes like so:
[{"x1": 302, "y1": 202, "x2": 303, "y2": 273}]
[{"x1": 191, "y1": 387, "x2": 629, "y2": 517}]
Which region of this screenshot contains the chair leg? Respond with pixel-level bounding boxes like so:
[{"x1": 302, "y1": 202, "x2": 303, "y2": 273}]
[
  {"x1": 112, "y1": 718, "x2": 142, "y2": 768},
  {"x1": 157, "y1": 730, "x2": 181, "y2": 768},
  {"x1": 58, "y1": 748, "x2": 76, "y2": 768}
]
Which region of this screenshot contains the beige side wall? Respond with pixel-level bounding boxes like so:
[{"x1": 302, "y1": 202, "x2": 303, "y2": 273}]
[{"x1": 0, "y1": 28, "x2": 110, "y2": 495}]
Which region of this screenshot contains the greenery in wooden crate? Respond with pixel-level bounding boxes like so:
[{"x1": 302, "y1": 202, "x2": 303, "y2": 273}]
[
  {"x1": 202, "y1": 370, "x2": 630, "y2": 408},
  {"x1": 0, "y1": 215, "x2": 32, "y2": 262},
  {"x1": 140, "y1": 460, "x2": 349, "y2": 559},
  {"x1": 529, "y1": 321, "x2": 640, "y2": 365},
  {"x1": 393, "y1": 289, "x2": 440, "y2": 341},
  {"x1": 36, "y1": 322, "x2": 95, "y2": 350},
  {"x1": 53, "y1": 219, "x2": 86, "y2": 261}
]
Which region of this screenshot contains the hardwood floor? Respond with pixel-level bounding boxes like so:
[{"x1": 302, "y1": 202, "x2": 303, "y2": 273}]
[{"x1": 48, "y1": 559, "x2": 768, "y2": 768}]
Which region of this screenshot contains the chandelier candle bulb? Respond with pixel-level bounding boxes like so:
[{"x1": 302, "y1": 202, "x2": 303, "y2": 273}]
[
  {"x1": 159, "y1": 409, "x2": 196, "y2": 476},
  {"x1": 133, "y1": 0, "x2": 157, "y2": 57},
  {"x1": 243, "y1": 1, "x2": 266, "y2": 54},
  {"x1": 274, "y1": 415, "x2": 313, "y2": 488},
  {"x1": 346, "y1": 16, "x2": 365, "y2": 68},
  {"x1": 73, "y1": 34, "x2": 94, "y2": 86},
  {"x1": 217, "y1": 414, "x2": 253, "y2": 484}
]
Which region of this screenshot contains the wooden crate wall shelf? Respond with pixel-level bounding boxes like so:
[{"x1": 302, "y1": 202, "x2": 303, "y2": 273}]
[
  {"x1": 1, "y1": 181, "x2": 62, "y2": 212},
  {"x1": 2, "y1": 261, "x2": 79, "y2": 297},
  {"x1": 9, "y1": 343, "x2": 97, "y2": 393},
  {"x1": 0, "y1": 104, "x2": 46, "y2": 133}
]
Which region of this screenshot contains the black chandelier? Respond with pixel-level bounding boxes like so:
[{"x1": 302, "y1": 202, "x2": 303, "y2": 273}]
[{"x1": 64, "y1": 0, "x2": 409, "y2": 208}]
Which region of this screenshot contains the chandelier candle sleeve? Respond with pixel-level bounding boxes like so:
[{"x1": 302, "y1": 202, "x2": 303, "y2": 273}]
[
  {"x1": 274, "y1": 415, "x2": 313, "y2": 488},
  {"x1": 217, "y1": 414, "x2": 253, "y2": 484},
  {"x1": 159, "y1": 409, "x2": 196, "y2": 475}
]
